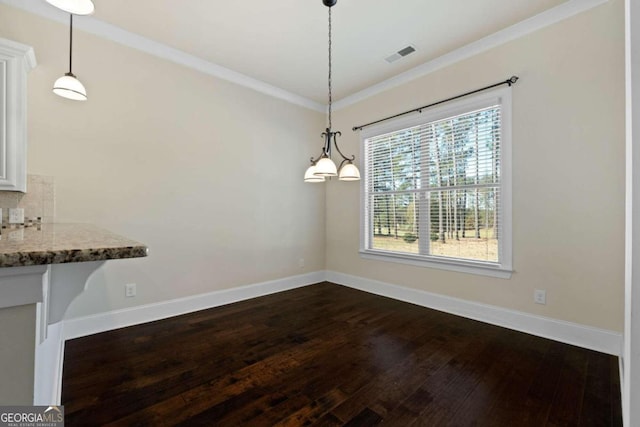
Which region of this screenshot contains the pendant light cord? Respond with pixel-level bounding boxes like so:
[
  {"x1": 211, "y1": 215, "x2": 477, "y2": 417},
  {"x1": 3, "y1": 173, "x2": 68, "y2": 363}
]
[
  {"x1": 69, "y1": 14, "x2": 73, "y2": 73},
  {"x1": 327, "y1": 6, "x2": 332, "y2": 130}
]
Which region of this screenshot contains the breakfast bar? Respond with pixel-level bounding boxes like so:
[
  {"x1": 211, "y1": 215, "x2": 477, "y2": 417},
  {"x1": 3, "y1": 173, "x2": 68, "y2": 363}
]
[
  {"x1": 0, "y1": 224, "x2": 148, "y2": 405},
  {"x1": 0, "y1": 223, "x2": 147, "y2": 268}
]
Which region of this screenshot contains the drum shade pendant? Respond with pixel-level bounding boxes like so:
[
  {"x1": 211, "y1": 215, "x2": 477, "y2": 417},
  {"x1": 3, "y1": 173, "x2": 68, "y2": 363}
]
[
  {"x1": 46, "y1": 0, "x2": 94, "y2": 15},
  {"x1": 53, "y1": 14, "x2": 87, "y2": 101},
  {"x1": 304, "y1": 0, "x2": 360, "y2": 183}
]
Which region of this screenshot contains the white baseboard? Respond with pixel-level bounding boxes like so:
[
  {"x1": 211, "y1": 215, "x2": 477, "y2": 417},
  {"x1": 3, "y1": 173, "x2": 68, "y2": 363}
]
[
  {"x1": 619, "y1": 356, "x2": 625, "y2": 393},
  {"x1": 62, "y1": 268, "x2": 623, "y2": 356},
  {"x1": 33, "y1": 321, "x2": 64, "y2": 405},
  {"x1": 326, "y1": 271, "x2": 623, "y2": 356},
  {"x1": 63, "y1": 271, "x2": 325, "y2": 340}
]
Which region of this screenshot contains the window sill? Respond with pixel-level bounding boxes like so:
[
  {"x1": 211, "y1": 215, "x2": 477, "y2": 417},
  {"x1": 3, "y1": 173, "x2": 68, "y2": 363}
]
[{"x1": 359, "y1": 250, "x2": 513, "y2": 279}]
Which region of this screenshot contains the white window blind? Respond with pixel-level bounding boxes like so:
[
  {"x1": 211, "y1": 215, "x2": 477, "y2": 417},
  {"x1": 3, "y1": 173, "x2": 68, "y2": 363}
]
[{"x1": 361, "y1": 89, "x2": 512, "y2": 276}]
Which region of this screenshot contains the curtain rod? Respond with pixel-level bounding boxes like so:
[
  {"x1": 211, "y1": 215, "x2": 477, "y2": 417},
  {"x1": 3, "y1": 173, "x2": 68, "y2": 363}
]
[{"x1": 352, "y1": 75, "x2": 519, "y2": 132}]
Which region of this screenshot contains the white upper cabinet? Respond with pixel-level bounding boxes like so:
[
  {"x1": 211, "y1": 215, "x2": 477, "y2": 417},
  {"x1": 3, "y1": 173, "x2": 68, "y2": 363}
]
[{"x1": 0, "y1": 38, "x2": 36, "y2": 192}]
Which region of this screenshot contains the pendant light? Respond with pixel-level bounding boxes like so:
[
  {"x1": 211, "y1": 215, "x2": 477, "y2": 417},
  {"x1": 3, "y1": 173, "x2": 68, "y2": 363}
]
[
  {"x1": 46, "y1": 0, "x2": 95, "y2": 15},
  {"x1": 304, "y1": 0, "x2": 360, "y2": 183},
  {"x1": 53, "y1": 14, "x2": 87, "y2": 101}
]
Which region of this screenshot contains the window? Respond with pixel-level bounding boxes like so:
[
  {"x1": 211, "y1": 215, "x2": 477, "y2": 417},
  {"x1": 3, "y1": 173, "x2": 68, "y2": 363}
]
[{"x1": 360, "y1": 87, "x2": 512, "y2": 278}]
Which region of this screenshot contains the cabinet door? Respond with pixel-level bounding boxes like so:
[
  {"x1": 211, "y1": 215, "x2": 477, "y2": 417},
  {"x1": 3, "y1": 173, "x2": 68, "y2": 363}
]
[{"x1": 0, "y1": 39, "x2": 36, "y2": 192}]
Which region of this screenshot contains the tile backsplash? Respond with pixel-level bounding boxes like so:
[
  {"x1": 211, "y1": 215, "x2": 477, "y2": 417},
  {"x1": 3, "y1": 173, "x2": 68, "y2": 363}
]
[{"x1": 0, "y1": 175, "x2": 55, "y2": 223}]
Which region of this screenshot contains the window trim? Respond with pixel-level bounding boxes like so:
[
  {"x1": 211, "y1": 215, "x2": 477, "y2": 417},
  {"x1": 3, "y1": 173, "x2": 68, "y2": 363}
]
[{"x1": 359, "y1": 86, "x2": 513, "y2": 279}]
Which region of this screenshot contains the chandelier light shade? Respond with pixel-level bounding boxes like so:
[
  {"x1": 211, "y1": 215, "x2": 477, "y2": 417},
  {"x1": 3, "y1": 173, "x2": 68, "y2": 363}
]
[
  {"x1": 338, "y1": 162, "x2": 361, "y2": 181},
  {"x1": 304, "y1": 164, "x2": 326, "y2": 183},
  {"x1": 315, "y1": 156, "x2": 338, "y2": 177},
  {"x1": 46, "y1": 0, "x2": 95, "y2": 15},
  {"x1": 53, "y1": 14, "x2": 87, "y2": 101},
  {"x1": 304, "y1": 0, "x2": 360, "y2": 183}
]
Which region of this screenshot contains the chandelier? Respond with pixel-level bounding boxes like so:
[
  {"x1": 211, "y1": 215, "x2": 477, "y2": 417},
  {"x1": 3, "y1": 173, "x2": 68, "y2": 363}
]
[{"x1": 304, "y1": 0, "x2": 360, "y2": 183}]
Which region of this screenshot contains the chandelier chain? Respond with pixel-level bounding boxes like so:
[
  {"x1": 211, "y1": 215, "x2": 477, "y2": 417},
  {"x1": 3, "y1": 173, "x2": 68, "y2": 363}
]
[
  {"x1": 328, "y1": 6, "x2": 332, "y2": 130},
  {"x1": 69, "y1": 14, "x2": 73, "y2": 73}
]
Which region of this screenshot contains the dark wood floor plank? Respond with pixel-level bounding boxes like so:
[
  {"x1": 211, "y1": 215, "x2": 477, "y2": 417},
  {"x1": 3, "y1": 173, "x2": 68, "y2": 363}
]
[
  {"x1": 104, "y1": 337, "x2": 334, "y2": 425},
  {"x1": 220, "y1": 392, "x2": 312, "y2": 427},
  {"x1": 398, "y1": 325, "x2": 504, "y2": 426},
  {"x1": 342, "y1": 407, "x2": 383, "y2": 427},
  {"x1": 610, "y1": 357, "x2": 623, "y2": 426},
  {"x1": 440, "y1": 329, "x2": 539, "y2": 426},
  {"x1": 273, "y1": 388, "x2": 348, "y2": 427},
  {"x1": 579, "y1": 350, "x2": 614, "y2": 426},
  {"x1": 313, "y1": 412, "x2": 344, "y2": 427},
  {"x1": 218, "y1": 318, "x2": 397, "y2": 426},
  {"x1": 546, "y1": 346, "x2": 590, "y2": 427},
  {"x1": 65, "y1": 287, "x2": 366, "y2": 423},
  {"x1": 454, "y1": 331, "x2": 547, "y2": 427},
  {"x1": 509, "y1": 340, "x2": 567, "y2": 427},
  {"x1": 61, "y1": 282, "x2": 622, "y2": 427},
  {"x1": 332, "y1": 319, "x2": 475, "y2": 423}
]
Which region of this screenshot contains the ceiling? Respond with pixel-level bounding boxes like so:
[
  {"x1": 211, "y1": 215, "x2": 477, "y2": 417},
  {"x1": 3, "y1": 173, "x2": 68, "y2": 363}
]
[
  {"x1": 0, "y1": 0, "x2": 584, "y2": 108},
  {"x1": 89, "y1": 0, "x2": 569, "y2": 104}
]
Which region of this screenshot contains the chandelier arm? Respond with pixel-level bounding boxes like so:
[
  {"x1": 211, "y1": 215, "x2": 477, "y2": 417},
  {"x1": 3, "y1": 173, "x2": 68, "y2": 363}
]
[
  {"x1": 310, "y1": 150, "x2": 325, "y2": 164},
  {"x1": 321, "y1": 129, "x2": 332, "y2": 156},
  {"x1": 338, "y1": 158, "x2": 350, "y2": 170},
  {"x1": 331, "y1": 132, "x2": 355, "y2": 162},
  {"x1": 310, "y1": 137, "x2": 328, "y2": 163}
]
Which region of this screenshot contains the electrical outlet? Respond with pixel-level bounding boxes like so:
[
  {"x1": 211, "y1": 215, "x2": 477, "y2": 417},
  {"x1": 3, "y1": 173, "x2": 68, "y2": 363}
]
[
  {"x1": 298, "y1": 258, "x2": 305, "y2": 268},
  {"x1": 9, "y1": 208, "x2": 24, "y2": 224},
  {"x1": 125, "y1": 283, "x2": 137, "y2": 298},
  {"x1": 8, "y1": 229, "x2": 23, "y2": 241},
  {"x1": 534, "y1": 289, "x2": 546, "y2": 305}
]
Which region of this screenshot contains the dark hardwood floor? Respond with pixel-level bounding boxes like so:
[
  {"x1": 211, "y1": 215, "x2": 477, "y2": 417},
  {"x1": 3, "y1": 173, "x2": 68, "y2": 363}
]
[{"x1": 62, "y1": 282, "x2": 622, "y2": 426}]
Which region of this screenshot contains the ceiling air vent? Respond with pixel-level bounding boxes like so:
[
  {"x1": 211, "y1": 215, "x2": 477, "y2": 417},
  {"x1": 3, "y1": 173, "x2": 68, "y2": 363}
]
[{"x1": 385, "y1": 45, "x2": 417, "y2": 64}]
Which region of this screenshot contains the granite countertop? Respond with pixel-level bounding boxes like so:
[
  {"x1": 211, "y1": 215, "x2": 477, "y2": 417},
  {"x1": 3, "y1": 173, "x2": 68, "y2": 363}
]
[{"x1": 0, "y1": 223, "x2": 148, "y2": 268}]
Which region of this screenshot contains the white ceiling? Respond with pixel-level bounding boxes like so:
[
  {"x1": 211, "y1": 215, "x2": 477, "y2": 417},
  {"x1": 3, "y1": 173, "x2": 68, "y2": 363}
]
[
  {"x1": 3, "y1": 0, "x2": 605, "y2": 109},
  {"x1": 89, "y1": 0, "x2": 568, "y2": 104}
]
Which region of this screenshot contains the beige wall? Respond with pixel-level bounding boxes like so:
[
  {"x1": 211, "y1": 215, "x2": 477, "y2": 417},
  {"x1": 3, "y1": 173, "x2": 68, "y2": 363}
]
[
  {"x1": 0, "y1": 304, "x2": 35, "y2": 404},
  {"x1": 327, "y1": 0, "x2": 625, "y2": 331},
  {"x1": 0, "y1": 0, "x2": 625, "y2": 333},
  {"x1": 0, "y1": 5, "x2": 326, "y2": 318}
]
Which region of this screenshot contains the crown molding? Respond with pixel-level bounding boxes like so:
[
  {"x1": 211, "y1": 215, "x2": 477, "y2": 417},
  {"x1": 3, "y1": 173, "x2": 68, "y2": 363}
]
[
  {"x1": 332, "y1": 0, "x2": 609, "y2": 111},
  {"x1": 0, "y1": 0, "x2": 608, "y2": 113},
  {"x1": 0, "y1": 0, "x2": 325, "y2": 112}
]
